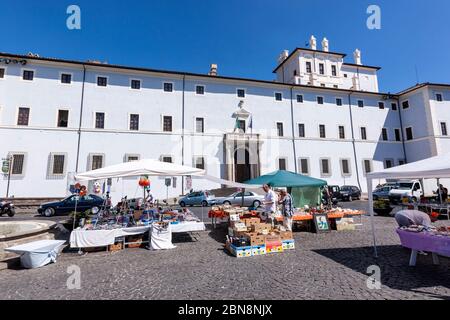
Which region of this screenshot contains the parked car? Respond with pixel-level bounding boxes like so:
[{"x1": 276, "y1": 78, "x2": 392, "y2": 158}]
[
  {"x1": 372, "y1": 185, "x2": 395, "y2": 200},
  {"x1": 178, "y1": 191, "x2": 216, "y2": 207},
  {"x1": 38, "y1": 194, "x2": 104, "y2": 217},
  {"x1": 216, "y1": 191, "x2": 264, "y2": 207},
  {"x1": 328, "y1": 185, "x2": 341, "y2": 204},
  {"x1": 389, "y1": 180, "x2": 423, "y2": 204},
  {"x1": 339, "y1": 186, "x2": 361, "y2": 202}
]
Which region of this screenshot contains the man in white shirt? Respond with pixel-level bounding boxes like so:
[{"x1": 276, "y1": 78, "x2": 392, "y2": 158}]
[{"x1": 262, "y1": 184, "x2": 278, "y2": 226}]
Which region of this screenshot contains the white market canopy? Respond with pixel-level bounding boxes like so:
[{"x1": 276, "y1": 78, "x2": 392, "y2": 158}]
[
  {"x1": 366, "y1": 153, "x2": 450, "y2": 258},
  {"x1": 367, "y1": 153, "x2": 450, "y2": 180},
  {"x1": 74, "y1": 158, "x2": 260, "y2": 189}
]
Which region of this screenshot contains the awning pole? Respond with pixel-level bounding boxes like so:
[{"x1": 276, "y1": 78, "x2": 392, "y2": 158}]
[{"x1": 367, "y1": 178, "x2": 378, "y2": 258}]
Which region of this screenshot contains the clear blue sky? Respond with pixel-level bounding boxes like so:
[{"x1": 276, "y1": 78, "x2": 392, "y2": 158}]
[{"x1": 1, "y1": 0, "x2": 449, "y2": 93}]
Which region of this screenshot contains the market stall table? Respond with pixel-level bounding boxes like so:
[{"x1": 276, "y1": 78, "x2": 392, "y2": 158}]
[
  {"x1": 396, "y1": 228, "x2": 450, "y2": 266},
  {"x1": 70, "y1": 221, "x2": 206, "y2": 249}
]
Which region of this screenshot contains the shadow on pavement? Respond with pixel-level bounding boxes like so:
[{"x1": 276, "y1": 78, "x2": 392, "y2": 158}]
[{"x1": 313, "y1": 245, "x2": 450, "y2": 297}]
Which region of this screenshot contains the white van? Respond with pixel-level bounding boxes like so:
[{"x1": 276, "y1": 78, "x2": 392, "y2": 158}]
[{"x1": 388, "y1": 180, "x2": 423, "y2": 203}]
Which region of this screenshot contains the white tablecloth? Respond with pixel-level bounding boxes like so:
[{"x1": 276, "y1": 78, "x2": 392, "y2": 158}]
[
  {"x1": 5, "y1": 240, "x2": 66, "y2": 269},
  {"x1": 171, "y1": 221, "x2": 206, "y2": 233},
  {"x1": 70, "y1": 222, "x2": 206, "y2": 248}
]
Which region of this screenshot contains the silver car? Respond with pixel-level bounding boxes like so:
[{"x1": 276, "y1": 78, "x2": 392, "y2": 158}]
[{"x1": 216, "y1": 191, "x2": 264, "y2": 207}]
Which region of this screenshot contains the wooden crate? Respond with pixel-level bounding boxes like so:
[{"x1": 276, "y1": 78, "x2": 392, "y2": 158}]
[{"x1": 109, "y1": 243, "x2": 123, "y2": 252}]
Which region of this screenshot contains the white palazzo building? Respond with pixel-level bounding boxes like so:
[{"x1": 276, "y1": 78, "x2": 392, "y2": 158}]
[{"x1": 0, "y1": 36, "x2": 449, "y2": 201}]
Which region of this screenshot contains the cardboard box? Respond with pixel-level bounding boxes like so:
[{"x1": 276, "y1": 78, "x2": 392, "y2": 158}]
[
  {"x1": 251, "y1": 223, "x2": 272, "y2": 233},
  {"x1": 265, "y1": 234, "x2": 282, "y2": 243},
  {"x1": 282, "y1": 240, "x2": 295, "y2": 250},
  {"x1": 280, "y1": 231, "x2": 293, "y2": 241},
  {"x1": 243, "y1": 217, "x2": 260, "y2": 227},
  {"x1": 266, "y1": 243, "x2": 283, "y2": 254},
  {"x1": 229, "y1": 244, "x2": 252, "y2": 258},
  {"x1": 245, "y1": 232, "x2": 266, "y2": 246},
  {"x1": 109, "y1": 243, "x2": 123, "y2": 252},
  {"x1": 251, "y1": 245, "x2": 267, "y2": 256},
  {"x1": 233, "y1": 222, "x2": 248, "y2": 232}
]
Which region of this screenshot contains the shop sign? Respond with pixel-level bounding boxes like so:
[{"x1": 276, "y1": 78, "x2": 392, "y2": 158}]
[
  {"x1": 0, "y1": 57, "x2": 27, "y2": 65},
  {"x1": 1, "y1": 158, "x2": 10, "y2": 174}
]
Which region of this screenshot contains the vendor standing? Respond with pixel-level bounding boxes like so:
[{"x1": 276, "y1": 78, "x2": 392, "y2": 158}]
[
  {"x1": 279, "y1": 189, "x2": 294, "y2": 231},
  {"x1": 395, "y1": 210, "x2": 439, "y2": 228},
  {"x1": 262, "y1": 184, "x2": 278, "y2": 227}
]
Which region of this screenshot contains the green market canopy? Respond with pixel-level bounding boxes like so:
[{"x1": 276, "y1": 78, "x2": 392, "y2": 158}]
[{"x1": 244, "y1": 170, "x2": 327, "y2": 207}]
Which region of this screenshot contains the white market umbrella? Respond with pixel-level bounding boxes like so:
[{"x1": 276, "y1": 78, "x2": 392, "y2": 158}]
[
  {"x1": 74, "y1": 159, "x2": 205, "y2": 181},
  {"x1": 366, "y1": 153, "x2": 450, "y2": 257}
]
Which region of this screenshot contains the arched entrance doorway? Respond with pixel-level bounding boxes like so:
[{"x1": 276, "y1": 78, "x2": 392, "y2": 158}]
[{"x1": 234, "y1": 149, "x2": 251, "y2": 183}]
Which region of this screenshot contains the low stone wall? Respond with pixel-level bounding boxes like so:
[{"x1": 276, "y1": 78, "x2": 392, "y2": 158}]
[
  {"x1": 0, "y1": 220, "x2": 60, "y2": 263},
  {"x1": 3, "y1": 198, "x2": 63, "y2": 214}
]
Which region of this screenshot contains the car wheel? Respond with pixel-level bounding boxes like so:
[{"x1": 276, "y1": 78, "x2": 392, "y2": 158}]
[
  {"x1": 253, "y1": 200, "x2": 261, "y2": 208},
  {"x1": 44, "y1": 207, "x2": 55, "y2": 217},
  {"x1": 179, "y1": 201, "x2": 186, "y2": 207},
  {"x1": 201, "y1": 201, "x2": 208, "y2": 207},
  {"x1": 223, "y1": 201, "x2": 231, "y2": 206},
  {"x1": 348, "y1": 196, "x2": 353, "y2": 202},
  {"x1": 91, "y1": 206, "x2": 100, "y2": 214}
]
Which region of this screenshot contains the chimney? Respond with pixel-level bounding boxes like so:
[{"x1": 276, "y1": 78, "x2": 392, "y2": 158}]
[
  {"x1": 309, "y1": 35, "x2": 317, "y2": 50},
  {"x1": 278, "y1": 50, "x2": 289, "y2": 64},
  {"x1": 208, "y1": 64, "x2": 218, "y2": 76},
  {"x1": 322, "y1": 38, "x2": 329, "y2": 52},
  {"x1": 354, "y1": 49, "x2": 362, "y2": 65}
]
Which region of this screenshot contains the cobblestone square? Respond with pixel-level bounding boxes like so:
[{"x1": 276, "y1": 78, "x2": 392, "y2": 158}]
[{"x1": 0, "y1": 203, "x2": 449, "y2": 300}]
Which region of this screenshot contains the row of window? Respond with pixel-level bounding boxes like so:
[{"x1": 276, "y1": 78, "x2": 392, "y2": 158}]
[
  {"x1": 4, "y1": 68, "x2": 447, "y2": 105},
  {"x1": 6, "y1": 152, "x2": 178, "y2": 177},
  {"x1": 9, "y1": 151, "x2": 402, "y2": 180},
  {"x1": 279, "y1": 157, "x2": 404, "y2": 177},
  {"x1": 303, "y1": 62, "x2": 338, "y2": 77},
  {"x1": 13, "y1": 106, "x2": 422, "y2": 140},
  {"x1": 278, "y1": 122, "x2": 413, "y2": 141}
]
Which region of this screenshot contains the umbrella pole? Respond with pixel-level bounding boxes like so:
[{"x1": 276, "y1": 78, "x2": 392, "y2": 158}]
[
  {"x1": 368, "y1": 179, "x2": 378, "y2": 258},
  {"x1": 72, "y1": 194, "x2": 79, "y2": 231}
]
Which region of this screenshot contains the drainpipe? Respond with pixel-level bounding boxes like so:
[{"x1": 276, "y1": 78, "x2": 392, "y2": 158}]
[
  {"x1": 347, "y1": 91, "x2": 362, "y2": 191},
  {"x1": 396, "y1": 96, "x2": 408, "y2": 164},
  {"x1": 181, "y1": 75, "x2": 186, "y2": 195},
  {"x1": 75, "y1": 65, "x2": 86, "y2": 173},
  {"x1": 290, "y1": 86, "x2": 298, "y2": 173}
]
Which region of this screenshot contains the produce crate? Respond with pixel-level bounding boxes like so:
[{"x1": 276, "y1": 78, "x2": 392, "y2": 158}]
[
  {"x1": 251, "y1": 245, "x2": 266, "y2": 256},
  {"x1": 229, "y1": 244, "x2": 252, "y2": 258},
  {"x1": 266, "y1": 245, "x2": 283, "y2": 254},
  {"x1": 109, "y1": 243, "x2": 123, "y2": 252},
  {"x1": 266, "y1": 241, "x2": 283, "y2": 253},
  {"x1": 282, "y1": 240, "x2": 295, "y2": 250},
  {"x1": 126, "y1": 235, "x2": 144, "y2": 248}
]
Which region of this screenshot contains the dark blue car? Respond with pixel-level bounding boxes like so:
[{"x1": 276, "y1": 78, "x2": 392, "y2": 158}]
[{"x1": 38, "y1": 194, "x2": 104, "y2": 217}]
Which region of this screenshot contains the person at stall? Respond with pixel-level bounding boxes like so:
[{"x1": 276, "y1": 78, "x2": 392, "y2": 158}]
[
  {"x1": 279, "y1": 189, "x2": 294, "y2": 231},
  {"x1": 262, "y1": 184, "x2": 278, "y2": 227},
  {"x1": 434, "y1": 184, "x2": 448, "y2": 203},
  {"x1": 395, "y1": 210, "x2": 440, "y2": 229}
]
